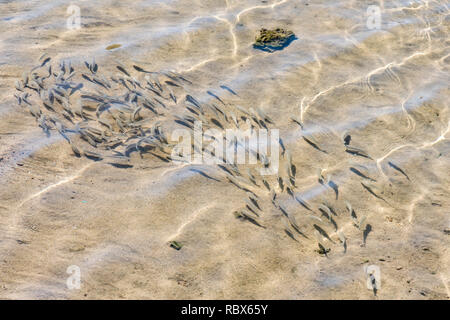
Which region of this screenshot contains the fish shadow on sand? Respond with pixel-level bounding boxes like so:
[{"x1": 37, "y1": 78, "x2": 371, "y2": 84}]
[
  {"x1": 108, "y1": 163, "x2": 133, "y2": 169},
  {"x1": 363, "y1": 224, "x2": 372, "y2": 245},
  {"x1": 284, "y1": 229, "x2": 298, "y2": 242},
  {"x1": 189, "y1": 168, "x2": 220, "y2": 182},
  {"x1": 328, "y1": 180, "x2": 339, "y2": 200}
]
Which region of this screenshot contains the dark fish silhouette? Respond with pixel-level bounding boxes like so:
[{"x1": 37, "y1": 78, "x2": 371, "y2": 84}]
[
  {"x1": 388, "y1": 161, "x2": 410, "y2": 180},
  {"x1": 361, "y1": 182, "x2": 389, "y2": 204},
  {"x1": 303, "y1": 136, "x2": 327, "y2": 153},
  {"x1": 346, "y1": 146, "x2": 372, "y2": 159},
  {"x1": 133, "y1": 65, "x2": 153, "y2": 73},
  {"x1": 220, "y1": 85, "x2": 237, "y2": 96},
  {"x1": 349, "y1": 167, "x2": 376, "y2": 181},
  {"x1": 207, "y1": 90, "x2": 225, "y2": 104},
  {"x1": 116, "y1": 65, "x2": 130, "y2": 77},
  {"x1": 313, "y1": 224, "x2": 335, "y2": 244}
]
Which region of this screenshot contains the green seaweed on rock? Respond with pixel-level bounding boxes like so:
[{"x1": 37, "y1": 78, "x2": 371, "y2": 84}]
[{"x1": 253, "y1": 28, "x2": 296, "y2": 52}]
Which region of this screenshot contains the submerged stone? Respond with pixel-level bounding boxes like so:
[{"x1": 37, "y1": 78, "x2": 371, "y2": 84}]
[{"x1": 253, "y1": 28, "x2": 296, "y2": 52}]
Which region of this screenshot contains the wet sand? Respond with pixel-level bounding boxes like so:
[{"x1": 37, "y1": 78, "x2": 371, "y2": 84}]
[{"x1": 0, "y1": 0, "x2": 449, "y2": 299}]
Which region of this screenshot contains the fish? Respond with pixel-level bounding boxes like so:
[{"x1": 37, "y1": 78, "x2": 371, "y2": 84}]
[
  {"x1": 245, "y1": 198, "x2": 260, "y2": 215},
  {"x1": 345, "y1": 146, "x2": 372, "y2": 159},
  {"x1": 337, "y1": 230, "x2": 347, "y2": 253},
  {"x1": 361, "y1": 182, "x2": 388, "y2": 203},
  {"x1": 286, "y1": 150, "x2": 293, "y2": 177},
  {"x1": 132, "y1": 106, "x2": 142, "y2": 121},
  {"x1": 277, "y1": 176, "x2": 284, "y2": 191},
  {"x1": 342, "y1": 132, "x2": 351, "y2": 146},
  {"x1": 246, "y1": 168, "x2": 257, "y2": 185},
  {"x1": 269, "y1": 189, "x2": 276, "y2": 201},
  {"x1": 83, "y1": 150, "x2": 103, "y2": 160},
  {"x1": 165, "y1": 80, "x2": 180, "y2": 87},
  {"x1": 303, "y1": 136, "x2": 326, "y2": 153},
  {"x1": 15, "y1": 80, "x2": 23, "y2": 91},
  {"x1": 235, "y1": 105, "x2": 250, "y2": 116},
  {"x1": 290, "y1": 116, "x2": 304, "y2": 129},
  {"x1": 229, "y1": 111, "x2": 239, "y2": 128},
  {"x1": 220, "y1": 85, "x2": 237, "y2": 96},
  {"x1": 234, "y1": 210, "x2": 265, "y2": 228},
  {"x1": 116, "y1": 65, "x2": 131, "y2": 77},
  {"x1": 262, "y1": 179, "x2": 271, "y2": 191},
  {"x1": 328, "y1": 180, "x2": 339, "y2": 200},
  {"x1": 295, "y1": 195, "x2": 312, "y2": 211},
  {"x1": 279, "y1": 138, "x2": 286, "y2": 156},
  {"x1": 307, "y1": 214, "x2": 323, "y2": 223},
  {"x1": 349, "y1": 166, "x2": 376, "y2": 181},
  {"x1": 69, "y1": 140, "x2": 82, "y2": 157},
  {"x1": 317, "y1": 169, "x2": 325, "y2": 185},
  {"x1": 255, "y1": 107, "x2": 273, "y2": 124},
  {"x1": 207, "y1": 90, "x2": 225, "y2": 104},
  {"x1": 313, "y1": 224, "x2": 334, "y2": 244},
  {"x1": 169, "y1": 89, "x2": 177, "y2": 103},
  {"x1": 345, "y1": 201, "x2": 354, "y2": 216},
  {"x1": 186, "y1": 94, "x2": 201, "y2": 109},
  {"x1": 388, "y1": 161, "x2": 410, "y2": 180},
  {"x1": 133, "y1": 65, "x2": 153, "y2": 73},
  {"x1": 318, "y1": 205, "x2": 338, "y2": 230}
]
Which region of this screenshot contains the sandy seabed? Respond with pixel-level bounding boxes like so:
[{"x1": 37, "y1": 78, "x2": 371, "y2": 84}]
[{"x1": 0, "y1": 0, "x2": 449, "y2": 299}]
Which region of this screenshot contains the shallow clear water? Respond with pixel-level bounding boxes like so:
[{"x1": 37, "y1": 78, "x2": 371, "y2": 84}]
[{"x1": 0, "y1": 0, "x2": 448, "y2": 299}]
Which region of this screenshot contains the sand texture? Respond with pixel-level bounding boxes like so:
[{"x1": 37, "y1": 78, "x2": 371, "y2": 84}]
[{"x1": 0, "y1": 0, "x2": 449, "y2": 299}]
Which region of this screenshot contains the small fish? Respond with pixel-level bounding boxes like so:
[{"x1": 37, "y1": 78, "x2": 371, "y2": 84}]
[
  {"x1": 359, "y1": 216, "x2": 367, "y2": 230},
  {"x1": 83, "y1": 150, "x2": 103, "y2": 160},
  {"x1": 116, "y1": 65, "x2": 130, "y2": 77},
  {"x1": 269, "y1": 189, "x2": 276, "y2": 201},
  {"x1": 388, "y1": 161, "x2": 410, "y2": 180},
  {"x1": 245, "y1": 198, "x2": 260, "y2": 215},
  {"x1": 207, "y1": 90, "x2": 225, "y2": 104},
  {"x1": 317, "y1": 168, "x2": 325, "y2": 185},
  {"x1": 255, "y1": 107, "x2": 273, "y2": 124},
  {"x1": 262, "y1": 179, "x2": 271, "y2": 191},
  {"x1": 361, "y1": 182, "x2": 387, "y2": 203},
  {"x1": 313, "y1": 224, "x2": 334, "y2": 243},
  {"x1": 132, "y1": 106, "x2": 142, "y2": 121},
  {"x1": 220, "y1": 85, "x2": 237, "y2": 96},
  {"x1": 277, "y1": 175, "x2": 284, "y2": 191},
  {"x1": 295, "y1": 195, "x2": 312, "y2": 211},
  {"x1": 290, "y1": 116, "x2": 303, "y2": 129},
  {"x1": 345, "y1": 146, "x2": 372, "y2": 159},
  {"x1": 303, "y1": 136, "x2": 326, "y2": 153},
  {"x1": 279, "y1": 138, "x2": 286, "y2": 156},
  {"x1": 307, "y1": 214, "x2": 323, "y2": 223},
  {"x1": 246, "y1": 168, "x2": 257, "y2": 185},
  {"x1": 165, "y1": 80, "x2": 180, "y2": 87},
  {"x1": 133, "y1": 65, "x2": 153, "y2": 73},
  {"x1": 186, "y1": 94, "x2": 201, "y2": 109},
  {"x1": 15, "y1": 80, "x2": 23, "y2": 91},
  {"x1": 286, "y1": 150, "x2": 293, "y2": 177},
  {"x1": 337, "y1": 230, "x2": 347, "y2": 253},
  {"x1": 345, "y1": 201, "x2": 353, "y2": 215},
  {"x1": 349, "y1": 166, "x2": 376, "y2": 181},
  {"x1": 69, "y1": 140, "x2": 82, "y2": 157},
  {"x1": 342, "y1": 132, "x2": 351, "y2": 146}
]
